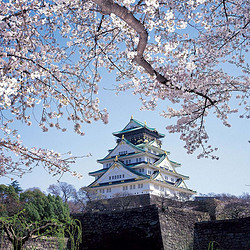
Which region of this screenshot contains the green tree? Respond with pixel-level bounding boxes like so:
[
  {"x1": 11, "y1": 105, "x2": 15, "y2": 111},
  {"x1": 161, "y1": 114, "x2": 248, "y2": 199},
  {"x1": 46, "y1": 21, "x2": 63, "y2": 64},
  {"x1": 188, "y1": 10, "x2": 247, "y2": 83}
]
[
  {"x1": 0, "y1": 184, "x2": 20, "y2": 216},
  {"x1": 0, "y1": 188, "x2": 81, "y2": 250},
  {"x1": 20, "y1": 189, "x2": 70, "y2": 222},
  {"x1": 9, "y1": 181, "x2": 23, "y2": 194},
  {"x1": 0, "y1": 211, "x2": 81, "y2": 250}
]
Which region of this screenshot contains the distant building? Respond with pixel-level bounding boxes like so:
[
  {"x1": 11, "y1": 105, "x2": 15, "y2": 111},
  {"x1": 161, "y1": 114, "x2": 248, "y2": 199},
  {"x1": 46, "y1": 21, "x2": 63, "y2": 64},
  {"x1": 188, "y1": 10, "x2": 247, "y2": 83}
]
[{"x1": 88, "y1": 117, "x2": 195, "y2": 198}]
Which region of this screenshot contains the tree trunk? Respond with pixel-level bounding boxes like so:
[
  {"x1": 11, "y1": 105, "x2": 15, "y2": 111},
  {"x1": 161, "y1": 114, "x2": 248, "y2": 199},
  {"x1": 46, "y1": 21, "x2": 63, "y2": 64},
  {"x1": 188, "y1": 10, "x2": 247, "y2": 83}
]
[{"x1": 13, "y1": 238, "x2": 23, "y2": 250}]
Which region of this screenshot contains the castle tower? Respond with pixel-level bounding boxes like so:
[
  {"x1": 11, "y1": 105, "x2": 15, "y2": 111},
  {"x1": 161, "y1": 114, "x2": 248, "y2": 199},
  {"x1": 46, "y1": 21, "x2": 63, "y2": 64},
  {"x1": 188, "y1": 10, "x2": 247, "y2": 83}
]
[{"x1": 88, "y1": 117, "x2": 195, "y2": 198}]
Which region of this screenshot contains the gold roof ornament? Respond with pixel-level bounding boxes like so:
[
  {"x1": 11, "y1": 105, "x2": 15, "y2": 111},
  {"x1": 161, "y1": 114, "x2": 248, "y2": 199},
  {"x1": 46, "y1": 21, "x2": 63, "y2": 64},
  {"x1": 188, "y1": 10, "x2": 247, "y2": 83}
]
[
  {"x1": 121, "y1": 134, "x2": 125, "y2": 140},
  {"x1": 115, "y1": 155, "x2": 118, "y2": 161},
  {"x1": 144, "y1": 120, "x2": 147, "y2": 126},
  {"x1": 131, "y1": 115, "x2": 133, "y2": 119},
  {"x1": 164, "y1": 151, "x2": 167, "y2": 155}
]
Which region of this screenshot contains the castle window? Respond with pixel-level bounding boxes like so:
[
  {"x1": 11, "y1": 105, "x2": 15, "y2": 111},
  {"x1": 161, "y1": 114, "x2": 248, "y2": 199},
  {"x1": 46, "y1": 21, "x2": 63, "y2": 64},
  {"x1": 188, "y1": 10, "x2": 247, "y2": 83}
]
[
  {"x1": 107, "y1": 188, "x2": 111, "y2": 193},
  {"x1": 119, "y1": 151, "x2": 127, "y2": 155},
  {"x1": 136, "y1": 157, "x2": 142, "y2": 163},
  {"x1": 125, "y1": 159, "x2": 131, "y2": 165},
  {"x1": 138, "y1": 184, "x2": 143, "y2": 188},
  {"x1": 171, "y1": 178, "x2": 175, "y2": 182},
  {"x1": 165, "y1": 176, "x2": 168, "y2": 180},
  {"x1": 123, "y1": 186, "x2": 128, "y2": 191}
]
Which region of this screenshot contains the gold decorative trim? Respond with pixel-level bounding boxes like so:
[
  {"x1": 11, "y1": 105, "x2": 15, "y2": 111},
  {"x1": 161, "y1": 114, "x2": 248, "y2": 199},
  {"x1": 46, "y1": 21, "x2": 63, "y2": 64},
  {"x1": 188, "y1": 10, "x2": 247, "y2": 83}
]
[{"x1": 135, "y1": 177, "x2": 143, "y2": 180}]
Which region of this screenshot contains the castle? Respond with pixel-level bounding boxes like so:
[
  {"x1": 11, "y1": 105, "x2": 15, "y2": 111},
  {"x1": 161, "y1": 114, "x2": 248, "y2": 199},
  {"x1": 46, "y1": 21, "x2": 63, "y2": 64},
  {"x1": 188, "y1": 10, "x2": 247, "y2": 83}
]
[{"x1": 88, "y1": 117, "x2": 195, "y2": 198}]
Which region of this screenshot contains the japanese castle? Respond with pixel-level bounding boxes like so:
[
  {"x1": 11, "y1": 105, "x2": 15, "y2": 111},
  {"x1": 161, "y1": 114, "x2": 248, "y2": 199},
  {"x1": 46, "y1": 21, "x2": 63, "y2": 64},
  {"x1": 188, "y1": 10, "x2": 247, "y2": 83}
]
[{"x1": 88, "y1": 117, "x2": 195, "y2": 198}]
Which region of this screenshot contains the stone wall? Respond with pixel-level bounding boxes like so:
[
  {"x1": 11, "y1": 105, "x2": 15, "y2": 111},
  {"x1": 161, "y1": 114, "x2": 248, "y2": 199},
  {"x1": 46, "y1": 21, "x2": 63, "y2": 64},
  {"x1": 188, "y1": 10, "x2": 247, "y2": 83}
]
[
  {"x1": 73, "y1": 205, "x2": 164, "y2": 250},
  {"x1": 193, "y1": 217, "x2": 250, "y2": 250},
  {"x1": 0, "y1": 235, "x2": 68, "y2": 250},
  {"x1": 159, "y1": 207, "x2": 209, "y2": 250},
  {"x1": 73, "y1": 204, "x2": 208, "y2": 250}
]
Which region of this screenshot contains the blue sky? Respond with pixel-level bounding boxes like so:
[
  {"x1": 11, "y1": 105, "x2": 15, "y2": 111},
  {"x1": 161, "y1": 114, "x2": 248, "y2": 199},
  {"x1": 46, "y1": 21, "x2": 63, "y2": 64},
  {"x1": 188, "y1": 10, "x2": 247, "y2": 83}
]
[{"x1": 1, "y1": 71, "x2": 249, "y2": 196}]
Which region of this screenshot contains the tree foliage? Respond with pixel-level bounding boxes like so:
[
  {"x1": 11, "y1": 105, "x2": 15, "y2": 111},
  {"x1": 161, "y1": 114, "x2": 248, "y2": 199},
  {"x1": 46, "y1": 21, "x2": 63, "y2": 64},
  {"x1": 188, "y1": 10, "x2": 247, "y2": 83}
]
[
  {"x1": 0, "y1": 183, "x2": 81, "y2": 250},
  {"x1": 0, "y1": 184, "x2": 22, "y2": 216},
  {"x1": 20, "y1": 188, "x2": 70, "y2": 221},
  {"x1": 0, "y1": 210, "x2": 82, "y2": 250},
  {"x1": 0, "y1": 184, "x2": 71, "y2": 220},
  {"x1": 9, "y1": 180, "x2": 23, "y2": 194},
  {"x1": 0, "y1": 0, "x2": 249, "y2": 177}
]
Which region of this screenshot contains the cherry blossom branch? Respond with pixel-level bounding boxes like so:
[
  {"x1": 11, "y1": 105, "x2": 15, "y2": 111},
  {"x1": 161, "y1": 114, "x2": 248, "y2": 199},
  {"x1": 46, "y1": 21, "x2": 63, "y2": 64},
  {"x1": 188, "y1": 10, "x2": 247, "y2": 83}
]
[
  {"x1": 222, "y1": 0, "x2": 229, "y2": 22},
  {"x1": 93, "y1": 0, "x2": 216, "y2": 106},
  {"x1": 0, "y1": 139, "x2": 85, "y2": 178},
  {"x1": 219, "y1": 20, "x2": 250, "y2": 49}
]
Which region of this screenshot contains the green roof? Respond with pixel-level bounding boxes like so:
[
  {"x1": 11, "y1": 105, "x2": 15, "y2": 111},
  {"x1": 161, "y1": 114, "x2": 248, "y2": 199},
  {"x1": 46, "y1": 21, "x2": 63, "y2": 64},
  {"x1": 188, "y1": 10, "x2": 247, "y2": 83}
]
[
  {"x1": 89, "y1": 177, "x2": 147, "y2": 188},
  {"x1": 89, "y1": 168, "x2": 107, "y2": 175},
  {"x1": 170, "y1": 160, "x2": 181, "y2": 166},
  {"x1": 113, "y1": 118, "x2": 165, "y2": 137}
]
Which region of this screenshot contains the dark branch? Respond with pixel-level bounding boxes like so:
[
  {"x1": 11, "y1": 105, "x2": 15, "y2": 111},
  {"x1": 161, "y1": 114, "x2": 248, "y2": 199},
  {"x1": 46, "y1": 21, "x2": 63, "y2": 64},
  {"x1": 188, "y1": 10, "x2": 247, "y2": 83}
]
[{"x1": 92, "y1": 0, "x2": 216, "y2": 106}]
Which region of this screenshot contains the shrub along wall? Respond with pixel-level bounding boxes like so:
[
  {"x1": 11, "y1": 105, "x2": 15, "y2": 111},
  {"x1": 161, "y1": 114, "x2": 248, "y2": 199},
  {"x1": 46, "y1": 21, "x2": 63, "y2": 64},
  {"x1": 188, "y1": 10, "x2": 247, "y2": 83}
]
[{"x1": 193, "y1": 216, "x2": 250, "y2": 250}]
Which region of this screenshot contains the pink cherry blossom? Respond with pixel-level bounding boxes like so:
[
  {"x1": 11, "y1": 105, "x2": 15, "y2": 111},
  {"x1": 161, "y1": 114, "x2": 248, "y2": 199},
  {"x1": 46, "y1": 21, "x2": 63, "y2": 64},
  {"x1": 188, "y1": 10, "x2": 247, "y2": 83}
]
[{"x1": 0, "y1": 0, "x2": 249, "y2": 177}]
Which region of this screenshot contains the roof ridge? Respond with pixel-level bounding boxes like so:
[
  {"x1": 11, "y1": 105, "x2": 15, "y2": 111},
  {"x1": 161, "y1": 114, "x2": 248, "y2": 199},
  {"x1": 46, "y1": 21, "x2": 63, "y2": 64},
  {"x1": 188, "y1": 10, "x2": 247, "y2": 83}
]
[{"x1": 113, "y1": 118, "x2": 165, "y2": 137}]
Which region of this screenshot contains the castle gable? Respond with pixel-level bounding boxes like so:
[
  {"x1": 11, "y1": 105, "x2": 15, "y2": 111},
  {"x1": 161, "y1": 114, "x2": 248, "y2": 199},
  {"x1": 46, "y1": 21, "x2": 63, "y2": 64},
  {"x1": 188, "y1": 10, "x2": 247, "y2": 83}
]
[
  {"x1": 89, "y1": 161, "x2": 143, "y2": 187},
  {"x1": 152, "y1": 171, "x2": 165, "y2": 182},
  {"x1": 157, "y1": 157, "x2": 175, "y2": 171},
  {"x1": 123, "y1": 120, "x2": 141, "y2": 131},
  {"x1": 104, "y1": 139, "x2": 144, "y2": 159}
]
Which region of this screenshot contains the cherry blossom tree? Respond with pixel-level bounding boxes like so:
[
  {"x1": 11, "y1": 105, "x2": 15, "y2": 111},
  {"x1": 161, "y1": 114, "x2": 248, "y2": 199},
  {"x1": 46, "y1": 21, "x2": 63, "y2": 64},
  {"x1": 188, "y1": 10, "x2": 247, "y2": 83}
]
[{"x1": 0, "y1": 0, "x2": 249, "y2": 177}]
